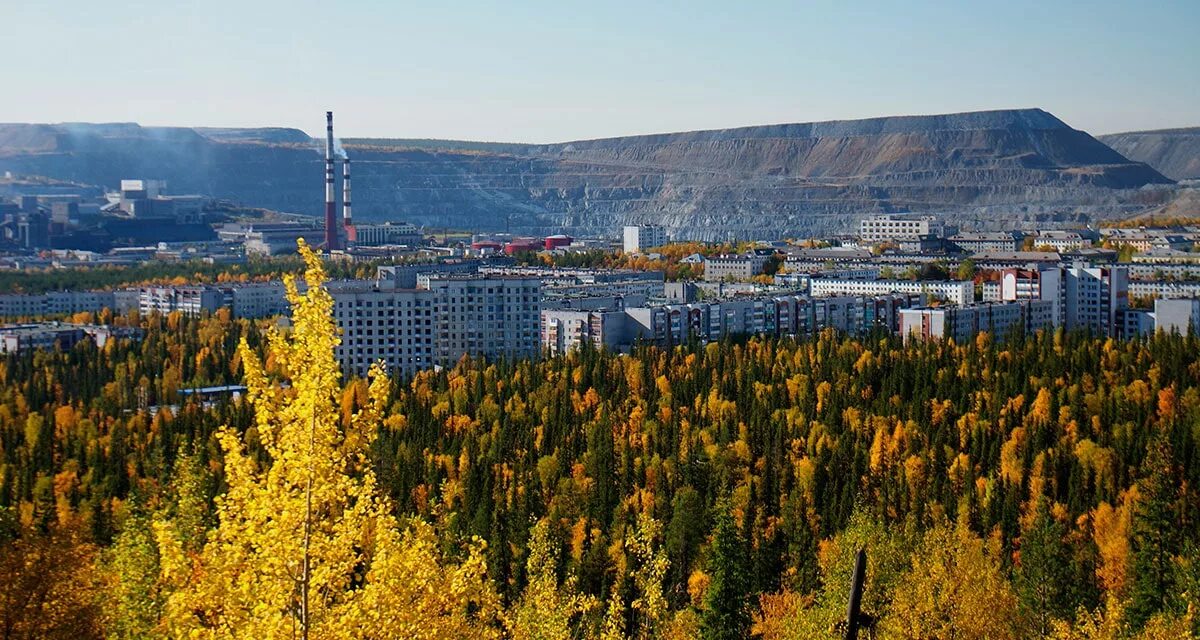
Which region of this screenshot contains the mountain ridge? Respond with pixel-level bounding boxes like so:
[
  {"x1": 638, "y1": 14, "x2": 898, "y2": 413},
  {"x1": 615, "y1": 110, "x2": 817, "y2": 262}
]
[
  {"x1": 1099, "y1": 127, "x2": 1200, "y2": 181},
  {"x1": 0, "y1": 109, "x2": 1178, "y2": 239}
]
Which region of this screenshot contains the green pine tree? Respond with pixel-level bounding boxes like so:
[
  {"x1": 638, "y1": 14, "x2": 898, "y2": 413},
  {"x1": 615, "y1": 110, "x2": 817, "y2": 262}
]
[
  {"x1": 1126, "y1": 435, "x2": 1180, "y2": 630},
  {"x1": 1015, "y1": 499, "x2": 1075, "y2": 635},
  {"x1": 701, "y1": 500, "x2": 752, "y2": 640}
]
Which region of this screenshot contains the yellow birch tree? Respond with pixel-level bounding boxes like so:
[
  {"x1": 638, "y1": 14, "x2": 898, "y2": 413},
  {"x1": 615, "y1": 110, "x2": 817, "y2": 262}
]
[{"x1": 154, "y1": 240, "x2": 499, "y2": 639}]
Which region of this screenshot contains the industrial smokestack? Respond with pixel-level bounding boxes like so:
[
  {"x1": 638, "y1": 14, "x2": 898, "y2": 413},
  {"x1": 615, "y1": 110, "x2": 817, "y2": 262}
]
[
  {"x1": 323, "y1": 111, "x2": 340, "y2": 251},
  {"x1": 342, "y1": 156, "x2": 355, "y2": 243}
]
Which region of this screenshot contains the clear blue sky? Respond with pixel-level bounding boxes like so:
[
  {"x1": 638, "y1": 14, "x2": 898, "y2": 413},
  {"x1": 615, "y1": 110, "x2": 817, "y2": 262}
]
[{"x1": 2, "y1": 0, "x2": 1196, "y2": 142}]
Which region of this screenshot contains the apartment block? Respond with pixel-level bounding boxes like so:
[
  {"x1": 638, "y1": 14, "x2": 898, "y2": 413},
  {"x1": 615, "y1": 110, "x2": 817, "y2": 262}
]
[
  {"x1": 613, "y1": 293, "x2": 918, "y2": 350},
  {"x1": 327, "y1": 281, "x2": 436, "y2": 379},
  {"x1": 623, "y1": 225, "x2": 668, "y2": 253},
  {"x1": 899, "y1": 300, "x2": 1055, "y2": 343},
  {"x1": 949, "y1": 231, "x2": 1024, "y2": 253},
  {"x1": 1129, "y1": 280, "x2": 1200, "y2": 300},
  {"x1": 1063, "y1": 266, "x2": 1128, "y2": 336},
  {"x1": 859, "y1": 214, "x2": 945, "y2": 243},
  {"x1": 809, "y1": 277, "x2": 973, "y2": 305},
  {"x1": 1155, "y1": 298, "x2": 1200, "y2": 335},
  {"x1": 703, "y1": 250, "x2": 775, "y2": 282},
  {"x1": 423, "y1": 276, "x2": 542, "y2": 365},
  {"x1": 1033, "y1": 230, "x2": 1098, "y2": 252},
  {"x1": 138, "y1": 286, "x2": 225, "y2": 316}
]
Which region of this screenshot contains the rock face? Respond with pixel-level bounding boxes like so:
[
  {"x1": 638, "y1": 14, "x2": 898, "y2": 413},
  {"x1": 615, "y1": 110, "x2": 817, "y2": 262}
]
[
  {"x1": 1099, "y1": 128, "x2": 1200, "y2": 181},
  {"x1": 0, "y1": 109, "x2": 1176, "y2": 239}
]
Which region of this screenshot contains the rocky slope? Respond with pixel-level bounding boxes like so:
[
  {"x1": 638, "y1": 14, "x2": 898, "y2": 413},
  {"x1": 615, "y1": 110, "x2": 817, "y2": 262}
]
[
  {"x1": 0, "y1": 109, "x2": 1176, "y2": 239},
  {"x1": 1099, "y1": 128, "x2": 1200, "y2": 181}
]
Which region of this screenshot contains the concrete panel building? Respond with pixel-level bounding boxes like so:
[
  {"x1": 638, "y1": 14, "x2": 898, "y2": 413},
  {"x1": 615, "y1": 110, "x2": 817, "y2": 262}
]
[
  {"x1": 623, "y1": 225, "x2": 668, "y2": 253},
  {"x1": 900, "y1": 300, "x2": 1054, "y2": 343},
  {"x1": 809, "y1": 277, "x2": 973, "y2": 305}
]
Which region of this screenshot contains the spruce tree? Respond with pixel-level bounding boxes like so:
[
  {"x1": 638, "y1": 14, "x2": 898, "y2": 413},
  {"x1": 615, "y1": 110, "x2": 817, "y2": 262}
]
[
  {"x1": 1015, "y1": 499, "x2": 1074, "y2": 635},
  {"x1": 1126, "y1": 434, "x2": 1180, "y2": 630},
  {"x1": 701, "y1": 500, "x2": 752, "y2": 640}
]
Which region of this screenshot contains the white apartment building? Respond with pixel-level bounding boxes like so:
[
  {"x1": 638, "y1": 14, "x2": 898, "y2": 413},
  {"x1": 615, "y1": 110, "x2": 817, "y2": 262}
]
[
  {"x1": 623, "y1": 225, "x2": 668, "y2": 253},
  {"x1": 423, "y1": 276, "x2": 542, "y2": 365},
  {"x1": 1033, "y1": 230, "x2": 1098, "y2": 252},
  {"x1": 1129, "y1": 280, "x2": 1200, "y2": 300},
  {"x1": 541, "y1": 309, "x2": 629, "y2": 356},
  {"x1": 138, "y1": 286, "x2": 225, "y2": 316},
  {"x1": 859, "y1": 215, "x2": 945, "y2": 242},
  {"x1": 900, "y1": 300, "x2": 1055, "y2": 343},
  {"x1": 809, "y1": 278, "x2": 973, "y2": 305},
  {"x1": 995, "y1": 266, "x2": 1063, "y2": 326},
  {"x1": 228, "y1": 282, "x2": 292, "y2": 319},
  {"x1": 1063, "y1": 266, "x2": 1128, "y2": 337},
  {"x1": 1155, "y1": 299, "x2": 1200, "y2": 335},
  {"x1": 328, "y1": 281, "x2": 436, "y2": 379},
  {"x1": 703, "y1": 251, "x2": 775, "y2": 282},
  {"x1": 0, "y1": 290, "x2": 133, "y2": 318},
  {"x1": 949, "y1": 232, "x2": 1024, "y2": 253}
]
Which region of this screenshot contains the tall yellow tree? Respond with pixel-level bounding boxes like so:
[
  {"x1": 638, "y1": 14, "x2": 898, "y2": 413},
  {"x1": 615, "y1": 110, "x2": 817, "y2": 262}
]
[{"x1": 155, "y1": 240, "x2": 500, "y2": 639}]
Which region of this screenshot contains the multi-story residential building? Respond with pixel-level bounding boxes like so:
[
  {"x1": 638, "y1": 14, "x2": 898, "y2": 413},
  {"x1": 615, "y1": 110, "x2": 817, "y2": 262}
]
[
  {"x1": 327, "y1": 280, "x2": 436, "y2": 379},
  {"x1": 376, "y1": 259, "x2": 483, "y2": 288},
  {"x1": 1129, "y1": 280, "x2": 1200, "y2": 300},
  {"x1": 138, "y1": 286, "x2": 225, "y2": 316},
  {"x1": 1101, "y1": 229, "x2": 1193, "y2": 252},
  {"x1": 227, "y1": 282, "x2": 292, "y2": 319},
  {"x1": 423, "y1": 276, "x2": 541, "y2": 365},
  {"x1": 352, "y1": 222, "x2": 423, "y2": 247},
  {"x1": 949, "y1": 231, "x2": 1024, "y2": 254},
  {"x1": 703, "y1": 250, "x2": 776, "y2": 282},
  {"x1": 1131, "y1": 249, "x2": 1200, "y2": 265},
  {"x1": 859, "y1": 214, "x2": 945, "y2": 243},
  {"x1": 1116, "y1": 309, "x2": 1156, "y2": 340},
  {"x1": 541, "y1": 309, "x2": 632, "y2": 356},
  {"x1": 0, "y1": 290, "x2": 133, "y2": 318},
  {"x1": 1033, "y1": 230, "x2": 1099, "y2": 252},
  {"x1": 0, "y1": 322, "x2": 143, "y2": 353},
  {"x1": 1154, "y1": 298, "x2": 1200, "y2": 335},
  {"x1": 1124, "y1": 262, "x2": 1200, "y2": 281},
  {"x1": 985, "y1": 265, "x2": 1130, "y2": 336},
  {"x1": 623, "y1": 225, "x2": 668, "y2": 253},
  {"x1": 993, "y1": 266, "x2": 1063, "y2": 325},
  {"x1": 899, "y1": 300, "x2": 1054, "y2": 343},
  {"x1": 617, "y1": 293, "x2": 919, "y2": 349},
  {"x1": 1063, "y1": 266, "x2": 1129, "y2": 336},
  {"x1": 0, "y1": 323, "x2": 87, "y2": 353},
  {"x1": 809, "y1": 277, "x2": 973, "y2": 305}
]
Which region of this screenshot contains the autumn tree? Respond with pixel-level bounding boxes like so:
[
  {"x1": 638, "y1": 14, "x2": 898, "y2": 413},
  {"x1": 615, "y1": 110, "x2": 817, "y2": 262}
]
[
  {"x1": 506, "y1": 519, "x2": 597, "y2": 639},
  {"x1": 154, "y1": 240, "x2": 500, "y2": 639},
  {"x1": 885, "y1": 522, "x2": 1024, "y2": 640}
]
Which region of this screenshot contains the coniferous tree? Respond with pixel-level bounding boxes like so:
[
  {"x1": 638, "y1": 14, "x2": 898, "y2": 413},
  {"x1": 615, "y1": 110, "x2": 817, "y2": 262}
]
[
  {"x1": 701, "y1": 500, "x2": 752, "y2": 640},
  {"x1": 1126, "y1": 435, "x2": 1180, "y2": 631},
  {"x1": 1016, "y1": 499, "x2": 1075, "y2": 635}
]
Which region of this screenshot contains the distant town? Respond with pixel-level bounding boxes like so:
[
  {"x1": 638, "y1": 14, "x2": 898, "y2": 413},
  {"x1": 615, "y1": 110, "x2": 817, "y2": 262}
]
[{"x1": 2, "y1": 169, "x2": 1198, "y2": 380}]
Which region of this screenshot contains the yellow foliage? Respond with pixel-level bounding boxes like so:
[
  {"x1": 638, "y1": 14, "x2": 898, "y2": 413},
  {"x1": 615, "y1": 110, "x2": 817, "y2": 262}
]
[
  {"x1": 154, "y1": 240, "x2": 500, "y2": 639},
  {"x1": 884, "y1": 523, "x2": 1023, "y2": 639}
]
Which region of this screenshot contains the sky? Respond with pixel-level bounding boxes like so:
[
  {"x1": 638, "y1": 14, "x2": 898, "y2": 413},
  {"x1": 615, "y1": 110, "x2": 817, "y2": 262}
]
[{"x1": 1, "y1": 0, "x2": 1197, "y2": 142}]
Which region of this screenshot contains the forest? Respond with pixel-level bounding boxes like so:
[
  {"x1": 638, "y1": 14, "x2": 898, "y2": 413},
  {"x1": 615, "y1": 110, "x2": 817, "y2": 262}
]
[{"x1": 0, "y1": 246, "x2": 1197, "y2": 639}]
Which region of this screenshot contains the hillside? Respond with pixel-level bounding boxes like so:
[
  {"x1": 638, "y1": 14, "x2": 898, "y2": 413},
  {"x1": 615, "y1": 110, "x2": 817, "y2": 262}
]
[
  {"x1": 0, "y1": 109, "x2": 1176, "y2": 238},
  {"x1": 1099, "y1": 127, "x2": 1200, "y2": 181}
]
